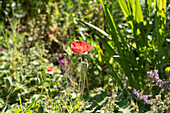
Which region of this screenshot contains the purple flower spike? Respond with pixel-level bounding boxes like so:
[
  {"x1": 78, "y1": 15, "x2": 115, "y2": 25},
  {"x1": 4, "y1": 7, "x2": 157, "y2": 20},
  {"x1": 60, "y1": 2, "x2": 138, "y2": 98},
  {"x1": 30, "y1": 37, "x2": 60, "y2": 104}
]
[
  {"x1": 156, "y1": 82, "x2": 159, "y2": 86},
  {"x1": 133, "y1": 89, "x2": 151, "y2": 104},
  {"x1": 147, "y1": 70, "x2": 170, "y2": 93},
  {"x1": 133, "y1": 89, "x2": 138, "y2": 94},
  {"x1": 60, "y1": 58, "x2": 65, "y2": 66},
  {"x1": 143, "y1": 95, "x2": 148, "y2": 100}
]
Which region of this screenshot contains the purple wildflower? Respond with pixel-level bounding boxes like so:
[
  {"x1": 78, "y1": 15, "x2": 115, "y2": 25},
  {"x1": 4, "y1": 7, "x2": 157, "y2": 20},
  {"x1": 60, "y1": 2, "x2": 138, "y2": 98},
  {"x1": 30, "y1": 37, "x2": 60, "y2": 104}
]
[
  {"x1": 156, "y1": 82, "x2": 159, "y2": 86},
  {"x1": 145, "y1": 100, "x2": 151, "y2": 104},
  {"x1": 133, "y1": 89, "x2": 139, "y2": 94},
  {"x1": 18, "y1": 28, "x2": 22, "y2": 31},
  {"x1": 143, "y1": 95, "x2": 148, "y2": 100},
  {"x1": 77, "y1": 12, "x2": 80, "y2": 15},
  {"x1": 133, "y1": 89, "x2": 150, "y2": 104},
  {"x1": 147, "y1": 70, "x2": 170, "y2": 92},
  {"x1": 60, "y1": 58, "x2": 65, "y2": 66}
]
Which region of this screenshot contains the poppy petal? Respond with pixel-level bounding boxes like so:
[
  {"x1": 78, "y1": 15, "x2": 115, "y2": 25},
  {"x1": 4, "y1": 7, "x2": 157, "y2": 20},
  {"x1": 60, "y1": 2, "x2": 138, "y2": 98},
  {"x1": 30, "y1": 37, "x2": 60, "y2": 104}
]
[
  {"x1": 47, "y1": 66, "x2": 54, "y2": 71},
  {"x1": 71, "y1": 46, "x2": 84, "y2": 53},
  {"x1": 71, "y1": 41, "x2": 84, "y2": 53},
  {"x1": 82, "y1": 42, "x2": 88, "y2": 53},
  {"x1": 71, "y1": 41, "x2": 93, "y2": 53},
  {"x1": 87, "y1": 45, "x2": 93, "y2": 51}
]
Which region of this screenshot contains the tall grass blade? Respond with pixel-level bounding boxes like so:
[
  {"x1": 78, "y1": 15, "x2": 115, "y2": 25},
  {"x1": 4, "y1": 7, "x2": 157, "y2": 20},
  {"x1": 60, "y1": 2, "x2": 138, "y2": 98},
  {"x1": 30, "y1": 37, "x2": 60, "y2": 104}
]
[{"x1": 135, "y1": 0, "x2": 144, "y2": 23}]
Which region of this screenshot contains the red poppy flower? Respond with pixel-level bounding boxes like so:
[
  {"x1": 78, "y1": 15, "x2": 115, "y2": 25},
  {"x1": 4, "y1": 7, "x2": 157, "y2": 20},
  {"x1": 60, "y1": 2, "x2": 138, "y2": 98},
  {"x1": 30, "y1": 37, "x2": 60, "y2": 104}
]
[
  {"x1": 47, "y1": 66, "x2": 54, "y2": 71},
  {"x1": 71, "y1": 41, "x2": 93, "y2": 53}
]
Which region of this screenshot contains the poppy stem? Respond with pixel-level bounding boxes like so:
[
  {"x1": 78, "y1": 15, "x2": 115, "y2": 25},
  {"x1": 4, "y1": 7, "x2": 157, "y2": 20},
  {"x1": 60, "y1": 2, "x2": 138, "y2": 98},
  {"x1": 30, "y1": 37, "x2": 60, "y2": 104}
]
[
  {"x1": 85, "y1": 55, "x2": 89, "y2": 92},
  {"x1": 85, "y1": 69, "x2": 89, "y2": 91},
  {"x1": 82, "y1": 55, "x2": 89, "y2": 97},
  {"x1": 79, "y1": 56, "x2": 83, "y2": 96},
  {"x1": 81, "y1": 55, "x2": 85, "y2": 97}
]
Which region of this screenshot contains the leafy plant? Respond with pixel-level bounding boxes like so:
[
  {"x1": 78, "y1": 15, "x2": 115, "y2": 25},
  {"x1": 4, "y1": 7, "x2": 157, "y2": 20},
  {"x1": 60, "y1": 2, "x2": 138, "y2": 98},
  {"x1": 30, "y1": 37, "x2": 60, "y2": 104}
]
[{"x1": 78, "y1": 0, "x2": 169, "y2": 93}]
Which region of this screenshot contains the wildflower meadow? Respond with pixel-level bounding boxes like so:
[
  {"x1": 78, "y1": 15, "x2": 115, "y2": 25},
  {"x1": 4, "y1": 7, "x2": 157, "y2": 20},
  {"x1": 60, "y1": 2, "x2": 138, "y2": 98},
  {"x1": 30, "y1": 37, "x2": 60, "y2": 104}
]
[{"x1": 0, "y1": 0, "x2": 170, "y2": 113}]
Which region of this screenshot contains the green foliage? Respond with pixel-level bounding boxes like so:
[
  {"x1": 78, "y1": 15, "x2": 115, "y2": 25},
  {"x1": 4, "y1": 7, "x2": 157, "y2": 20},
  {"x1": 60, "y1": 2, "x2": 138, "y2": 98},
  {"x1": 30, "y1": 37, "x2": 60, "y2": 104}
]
[
  {"x1": 0, "y1": 0, "x2": 169, "y2": 112},
  {"x1": 79, "y1": 0, "x2": 169, "y2": 92}
]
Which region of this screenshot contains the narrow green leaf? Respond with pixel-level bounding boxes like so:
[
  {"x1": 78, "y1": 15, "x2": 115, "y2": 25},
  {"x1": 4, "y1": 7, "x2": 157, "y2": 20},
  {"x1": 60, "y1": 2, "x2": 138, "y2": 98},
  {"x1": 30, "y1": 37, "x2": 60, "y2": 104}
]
[
  {"x1": 162, "y1": 0, "x2": 166, "y2": 21},
  {"x1": 118, "y1": 0, "x2": 133, "y2": 30},
  {"x1": 158, "y1": 0, "x2": 163, "y2": 13},
  {"x1": 99, "y1": 0, "x2": 123, "y2": 56},
  {"x1": 117, "y1": 0, "x2": 129, "y2": 18},
  {"x1": 135, "y1": 0, "x2": 144, "y2": 23},
  {"x1": 78, "y1": 21, "x2": 110, "y2": 38},
  {"x1": 154, "y1": 0, "x2": 157, "y2": 11},
  {"x1": 146, "y1": 0, "x2": 152, "y2": 20},
  {"x1": 129, "y1": 0, "x2": 135, "y2": 17},
  {"x1": 78, "y1": 20, "x2": 115, "y2": 56}
]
